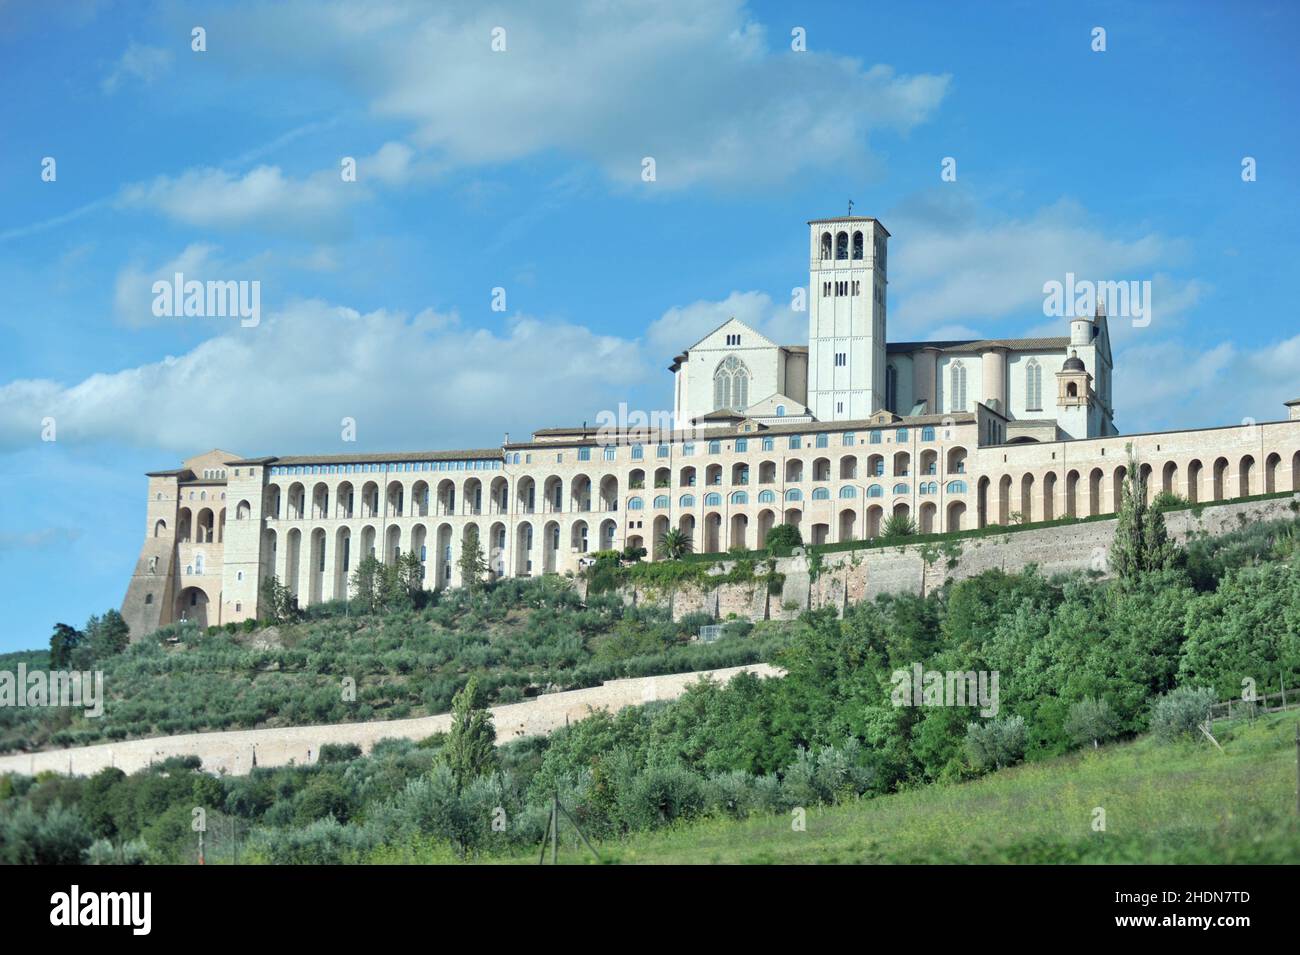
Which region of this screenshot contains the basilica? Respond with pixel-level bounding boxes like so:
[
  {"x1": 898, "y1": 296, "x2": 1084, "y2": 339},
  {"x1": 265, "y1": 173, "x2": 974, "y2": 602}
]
[{"x1": 120, "y1": 213, "x2": 1300, "y2": 638}]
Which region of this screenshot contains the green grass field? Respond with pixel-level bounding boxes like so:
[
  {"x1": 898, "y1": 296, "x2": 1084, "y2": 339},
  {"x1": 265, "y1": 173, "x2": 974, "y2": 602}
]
[{"x1": 491, "y1": 711, "x2": 1300, "y2": 864}]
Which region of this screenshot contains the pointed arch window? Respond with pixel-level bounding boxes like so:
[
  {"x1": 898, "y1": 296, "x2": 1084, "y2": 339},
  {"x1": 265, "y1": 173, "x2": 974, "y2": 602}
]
[
  {"x1": 1025, "y1": 359, "x2": 1043, "y2": 411},
  {"x1": 950, "y1": 361, "x2": 968, "y2": 412},
  {"x1": 713, "y1": 355, "x2": 751, "y2": 411}
]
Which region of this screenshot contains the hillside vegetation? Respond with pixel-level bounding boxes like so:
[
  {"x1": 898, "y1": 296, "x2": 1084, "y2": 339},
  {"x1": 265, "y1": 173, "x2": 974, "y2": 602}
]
[
  {"x1": 3, "y1": 504, "x2": 1298, "y2": 865},
  {"x1": 0, "y1": 577, "x2": 786, "y2": 753}
]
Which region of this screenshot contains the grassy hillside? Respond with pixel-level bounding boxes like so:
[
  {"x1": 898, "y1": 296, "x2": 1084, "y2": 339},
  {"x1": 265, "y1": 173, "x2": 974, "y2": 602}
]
[
  {"x1": 0, "y1": 578, "x2": 788, "y2": 753},
  {"x1": 491, "y1": 710, "x2": 1300, "y2": 864}
]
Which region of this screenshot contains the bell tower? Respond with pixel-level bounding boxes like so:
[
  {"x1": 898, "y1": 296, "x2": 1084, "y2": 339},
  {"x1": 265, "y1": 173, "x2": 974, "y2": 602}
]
[{"x1": 807, "y1": 212, "x2": 888, "y2": 421}]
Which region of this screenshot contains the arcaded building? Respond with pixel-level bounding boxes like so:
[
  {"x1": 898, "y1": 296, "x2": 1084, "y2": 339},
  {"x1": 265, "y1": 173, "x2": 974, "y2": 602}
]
[{"x1": 120, "y1": 214, "x2": 1300, "y2": 637}]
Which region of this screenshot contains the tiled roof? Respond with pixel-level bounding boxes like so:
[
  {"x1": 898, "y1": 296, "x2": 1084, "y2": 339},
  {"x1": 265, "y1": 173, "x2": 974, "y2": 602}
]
[
  {"x1": 887, "y1": 337, "x2": 1070, "y2": 354},
  {"x1": 224, "y1": 449, "x2": 501, "y2": 466}
]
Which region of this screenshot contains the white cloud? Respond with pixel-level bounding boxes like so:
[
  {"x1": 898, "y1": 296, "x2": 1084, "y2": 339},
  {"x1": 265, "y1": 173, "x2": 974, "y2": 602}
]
[
  {"x1": 887, "y1": 193, "x2": 1196, "y2": 340},
  {"x1": 646, "y1": 290, "x2": 805, "y2": 356},
  {"x1": 1114, "y1": 334, "x2": 1300, "y2": 432},
  {"x1": 0, "y1": 300, "x2": 652, "y2": 456},
  {"x1": 101, "y1": 42, "x2": 173, "y2": 94},
  {"x1": 203, "y1": 0, "x2": 950, "y2": 189},
  {"x1": 118, "y1": 165, "x2": 357, "y2": 236}
]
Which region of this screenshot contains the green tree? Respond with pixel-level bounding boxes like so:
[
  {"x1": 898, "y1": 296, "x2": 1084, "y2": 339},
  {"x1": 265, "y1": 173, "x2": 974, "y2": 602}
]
[
  {"x1": 259, "y1": 574, "x2": 297, "y2": 623},
  {"x1": 458, "y1": 526, "x2": 488, "y2": 592},
  {"x1": 439, "y1": 677, "x2": 497, "y2": 791},
  {"x1": 397, "y1": 550, "x2": 425, "y2": 598},
  {"x1": 49, "y1": 623, "x2": 83, "y2": 669},
  {"x1": 1063, "y1": 697, "x2": 1122, "y2": 749},
  {"x1": 348, "y1": 556, "x2": 384, "y2": 615},
  {"x1": 1111, "y1": 450, "x2": 1182, "y2": 585},
  {"x1": 658, "y1": 527, "x2": 693, "y2": 560},
  {"x1": 765, "y1": 523, "x2": 803, "y2": 552}
]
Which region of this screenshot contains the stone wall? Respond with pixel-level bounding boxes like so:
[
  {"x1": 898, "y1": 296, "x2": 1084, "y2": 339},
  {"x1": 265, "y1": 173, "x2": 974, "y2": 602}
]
[
  {"x1": 0, "y1": 664, "x2": 779, "y2": 779},
  {"x1": 657, "y1": 494, "x2": 1300, "y2": 620}
]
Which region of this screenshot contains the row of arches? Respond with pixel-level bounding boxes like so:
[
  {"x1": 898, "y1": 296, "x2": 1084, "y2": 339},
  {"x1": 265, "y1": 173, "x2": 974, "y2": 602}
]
[
  {"x1": 975, "y1": 451, "x2": 1299, "y2": 527},
  {"x1": 253, "y1": 448, "x2": 971, "y2": 522}
]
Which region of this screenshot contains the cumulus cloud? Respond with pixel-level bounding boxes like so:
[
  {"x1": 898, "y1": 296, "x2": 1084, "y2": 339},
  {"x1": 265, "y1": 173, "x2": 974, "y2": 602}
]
[
  {"x1": 1113, "y1": 334, "x2": 1300, "y2": 433},
  {"x1": 200, "y1": 0, "x2": 950, "y2": 189},
  {"x1": 118, "y1": 165, "x2": 357, "y2": 236},
  {"x1": 0, "y1": 300, "x2": 652, "y2": 457},
  {"x1": 887, "y1": 192, "x2": 1197, "y2": 339},
  {"x1": 646, "y1": 290, "x2": 806, "y2": 357}
]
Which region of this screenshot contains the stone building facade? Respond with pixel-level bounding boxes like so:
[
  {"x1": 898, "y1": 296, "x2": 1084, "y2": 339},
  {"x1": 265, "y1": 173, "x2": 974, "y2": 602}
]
[{"x1": 119, "y1": 212, "x2": 1300, "y2": 638}]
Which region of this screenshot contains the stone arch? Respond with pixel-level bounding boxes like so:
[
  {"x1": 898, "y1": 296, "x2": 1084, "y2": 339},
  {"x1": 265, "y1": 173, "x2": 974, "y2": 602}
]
[
  {"x1": 838, "y1": 507, "x2": 858, "y2": 541},
  {"x1": 312, "y1": 482, "x2": 330, "y2": 519},
  {"x1": 436, "y1": 523, "x2": 453, "y2": 586},
  {"x1": 463, "y1": 477, "x2": 483, "y2": 516},
  {"x1": 361, "y1": 481, "x2": 380, "y2": 518},
  {"x1": 542, "y1": 476, "x2": 563, "y2": 513},
  {"x1": 918, "y1": 501, "x2": 936, "y2": 534},
  {"x1": 1161, "y1": 461, "x2": 1178, "y2": 497},
  {"x1": 598, "y1": 474, "x2": 619, "y2": 511},
  {"x1": 488, "y1": 521, "x2": 507, "y2": 576},
  {"x1": 175, "y1": 585, "x2": 213, "y2": 628},
  {"x1": 287, "y1": 482, "x2": 305, "y2": 519},
  {"x1": 757, "y1": 508, "x2": 776, "y2": 545},
  {"x1": 1212, "y1": 457, "x2": 1229, "y2": 501},
  {"x1": 542, "y1": 520, "x2": 560, "y2": 573},
  {"x1": 1042, "y1": 472, "x2": 1056, "y2": 521},
  {"x1": 729, "y1": 513, "x2": 748, "y2": 550},
  {"x1": 976, "y1": 475, "x2": 990, "y2": 528},
  {"x1": 516, "y1": 476, "x2": 536, "y2": 514},
  {"x1": 703, "y1": 512, "x2": 722, "y2": 552},
  {"x1": 308, "y1": 528, "x2": 327, "y2": 604},
  {"x1": 1019, "y1": 473, "x2": 1034, "y2": 522},
  {"x1": 599, "y1": 518, "x2": 618, "y2": 552},
  {"x1": 1264, "y1": 452, "x2": 1281, "y2": 493},
  {"x1": 997, "y1": 474, "x2": 1012, "y2": 525},
  {"x1": 333, "y1": 527, "x2": 351, "y2": 598},
  {"x1": 785, "y1": 459, "x2": 804, "y2": 483},
  {"x1": 1186, "y1": 459, "x2": 1203, "y2": 503},
  {"x1": 335, "y1": 481, "x2": 353, "y2": 519},
  {"x1": 1238, "y1": 454, "x2": 1255, "y2": 497},
  {"x1": 196, "y1": 507, "x2": 215, "y2": 543},
  {"x1": 571, "y1": 519, "x2": 589, "y2": 554},
  {"x1": 1087, "y1": 468, "x2": 1103, "y2": 516},
  {"x1": 1111, "y1": 465, "x2": 1127, "y2": 514},
  {"x1": 154, "y1": 518, "x2": 167, "y2": 537},
  {"x1": 866, "y1": 504, "x2": 883, "y2": 537},
  {"x1": 839, "y1": 456, "x2": 858, "y2": 480},
  {"x1": 515, "y1": 522, "x2": 534, "y2": 576},
  {"x1": 651, "y1": 515, "x2": 670, "y2": 559},
  {"x1": 1064, "y1": 470, "x2": 1080, "y2": 518},
  {"x1": 285, "y1": 528, "x2": 302, "y2": 599},
  {"x1": 413, "y1": 480, "x2": 432, "y2": 517},
  {"x1": 946, "y1": 500, "x2": 966, "y2": 532}
]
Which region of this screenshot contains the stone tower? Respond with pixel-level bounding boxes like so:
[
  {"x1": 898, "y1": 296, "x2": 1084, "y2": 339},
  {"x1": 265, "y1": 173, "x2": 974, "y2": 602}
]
[{"x1": 806, "y1": 214, "x2": 889, "y2": 421}]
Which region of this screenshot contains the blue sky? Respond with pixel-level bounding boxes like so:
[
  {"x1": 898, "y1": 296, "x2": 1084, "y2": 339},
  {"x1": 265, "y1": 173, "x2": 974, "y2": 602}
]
[{"x1": 1, "y1": 0, "x2": 1297, "y2": 652}]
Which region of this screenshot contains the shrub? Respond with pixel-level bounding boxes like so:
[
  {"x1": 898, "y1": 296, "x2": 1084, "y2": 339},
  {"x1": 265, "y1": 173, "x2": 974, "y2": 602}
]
[
  {"x1": 965, "y1": 715, "x2": 1027, "y2": 771},
  {"x1": 1064, "y1": 697, "x2": 1123, "y2": 749},
  {"x1": 0, "y1": 802, "x2": 93, "y2": 864},
  {"x1": 318, "y1": 743, "x2": 363, "y2": 765},
  {"x1": 619, "y1": 764, "x2": 707, "y2": 829},
  {"x1": 1148, "y1": 686, "x2": 1217, "y2": 741},
  {"x1": 765, "y1": 523, "x2": 803, "y2": 552}
]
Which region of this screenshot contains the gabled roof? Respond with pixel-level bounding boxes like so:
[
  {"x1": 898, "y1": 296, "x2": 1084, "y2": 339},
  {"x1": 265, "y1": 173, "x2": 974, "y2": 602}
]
[{"x1": 669, "y1": 316, "x2": 776, "y2": 371}]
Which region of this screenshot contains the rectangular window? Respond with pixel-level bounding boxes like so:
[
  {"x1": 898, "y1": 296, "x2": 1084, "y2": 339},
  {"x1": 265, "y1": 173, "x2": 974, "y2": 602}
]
[
  {"x1": 788, "y1": 436, "x2": 801, "y2": 450},
  {"x1": 843, "y1": 432, "x2": 856, "y2": 446},
  {"x1": 632, "y1": 445, "x2": 644, "y2": 460},
  {"x1": 578, "y1": 447, "x2": 591, "y2": 461}
]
